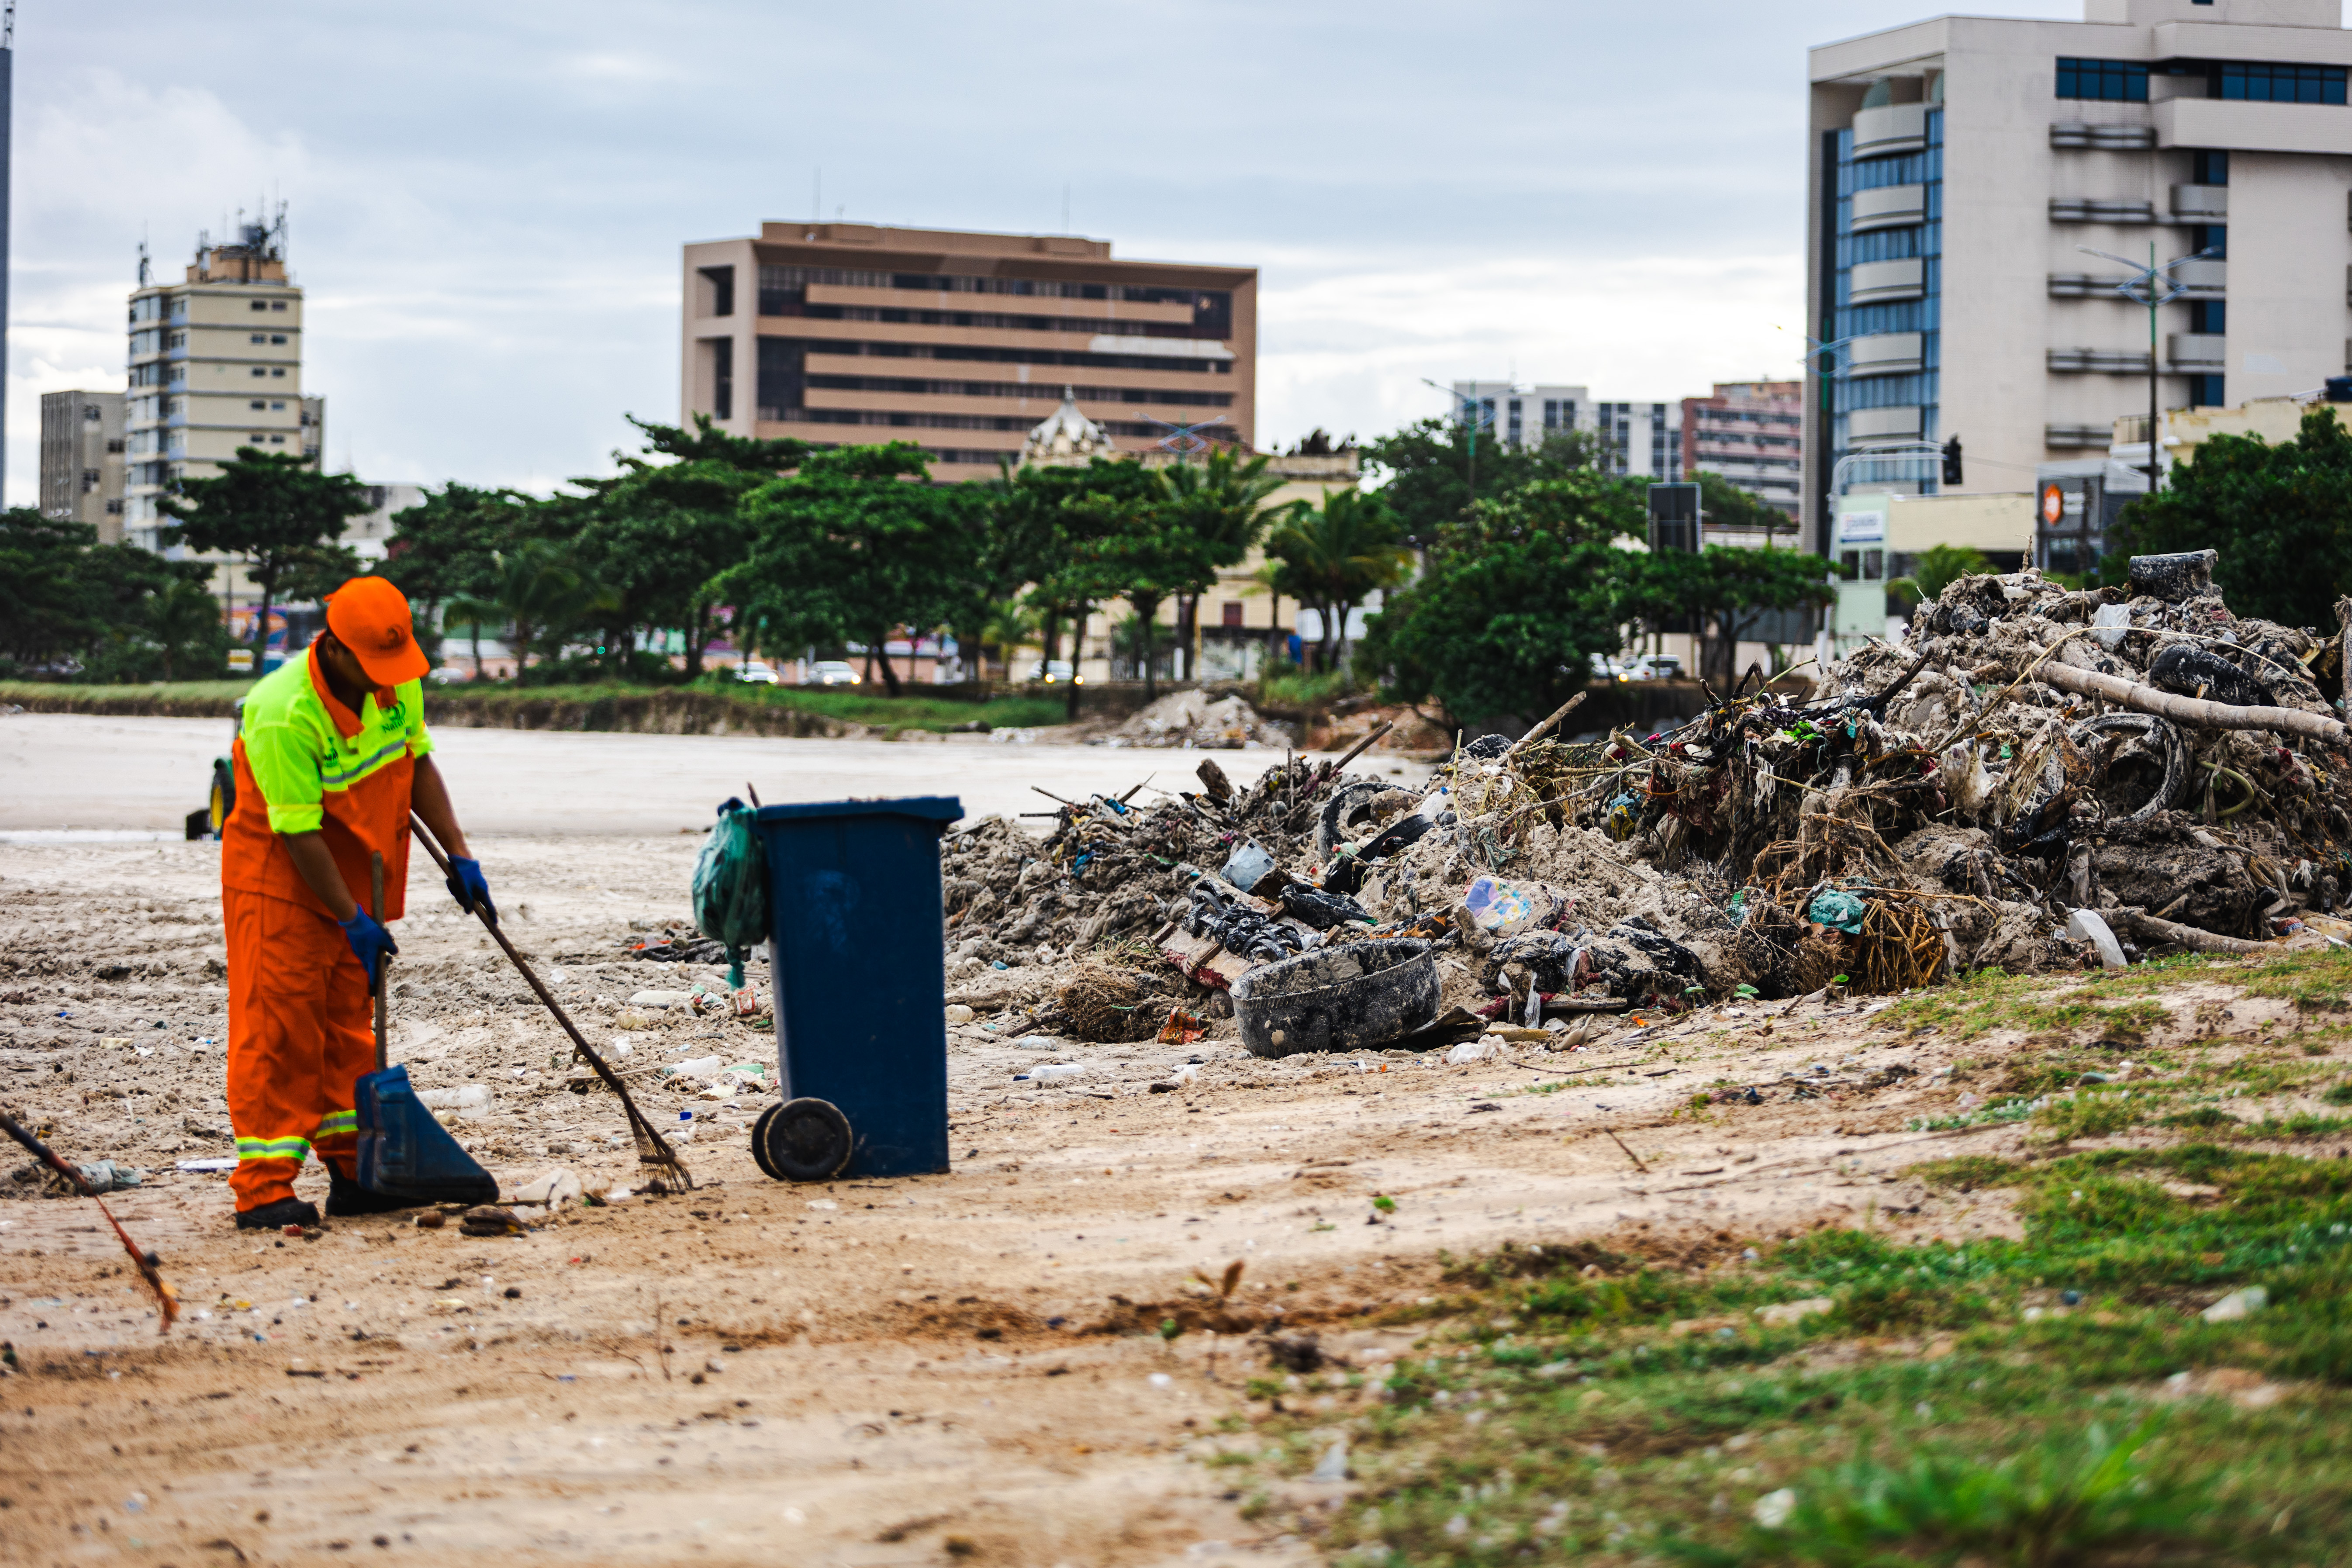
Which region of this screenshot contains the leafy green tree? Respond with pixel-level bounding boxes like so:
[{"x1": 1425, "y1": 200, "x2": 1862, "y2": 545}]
[
  {"x1": 1156, "y1": 449, "x2": 1287, "y2": 680},
  {"x1": 1696, "y1": 471, "x2": 1795, "y2": 542},
  {"x1": 1891, "y1": 543, "x2": 1996, "y2": 608},
  {"x1": 0, "y1": 511, "x2": 113, "y2": 670},
  {"x1": 1359, "y1": 533, "x2": 1627, "y2": 727},
  {"x1": 442, "y1": 541, "x2": 620, "y2": 681},
  {"x1": 1361, "y1": 419, "x2": 1607, "y2": 542},
  {"x1": 158, "y1": 449, "x2": 374, "y2": 661},
  {"x1": 380, "y1": 484, "x2": 540, "y2": 662},
  {"x1": 989, "y1": 458, "x2": 1165, "y2": 715},
  {"x1": 976, "y1": 598, "x2": 1040, "y2": 684},
  {"x1": 1436, "y1": 470, "x2": 1649, "y2": 554},
  {"x1": 0, "y1": 510, "x2": 222, "y2": 681},
  {"x1": 2118, "y1": 404, "x2": 2352, "y2": 628},
  {"x1": 145, "y1": 577, "x2": 234, "y2": 682},
  {"x1": 721, "y1": 443, "x2": 989, "y2": 698},
  {"x1": 1262, "y1": 488, "x2": 1415, "y2": 671},
  {"x1": 1066, "y1": 484, "x2": 1223, "y2": 700},
  {"x1": 1630, "y1": 547, "x2": 1834, "y2": 692}
]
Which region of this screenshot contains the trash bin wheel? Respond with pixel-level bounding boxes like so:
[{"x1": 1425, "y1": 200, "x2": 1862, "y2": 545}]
[
  {"x1": 208, "y1": 759, "x2": 235, "y2": 839},
  {"x1": 753, "y1": 1096, "x2": 854, "y2": 1182}
]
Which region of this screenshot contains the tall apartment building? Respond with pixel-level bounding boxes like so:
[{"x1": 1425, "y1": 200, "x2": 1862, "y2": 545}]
[
  {"x1": 679, "y1": 222, "x2": 1256, "y2": 477},
  {"x1": 1681, "y1": 380, "x2": 1804, "y2": 518},
  {"x1": 1446, "y1": 381, "x2": 1684, "y2": 479},
  {"x1": 38, "y1": 390, "x2": 125, "y2": 541},
  {"x1": 123, "y1": 217, "x2": 322, "y2": 547},
  {"x1": 1806, "y1": 0, "x2": 2352, "y2": 549}
]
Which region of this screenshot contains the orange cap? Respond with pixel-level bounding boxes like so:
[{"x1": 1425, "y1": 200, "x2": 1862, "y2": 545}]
[{"x1": 324, "y1": 577, "x2": 430, "y2": 687}]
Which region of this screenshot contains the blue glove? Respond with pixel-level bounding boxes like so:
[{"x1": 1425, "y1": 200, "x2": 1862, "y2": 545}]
[
  {"x1": 446, "y1": 855, "x2": 497, "y2": 924},
  {"x1": 338, "y1": 908, "x2": 398, "y2": 992}
]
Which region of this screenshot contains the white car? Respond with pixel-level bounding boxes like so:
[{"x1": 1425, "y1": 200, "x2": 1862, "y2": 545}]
[
  {"x1": 809, "y1": 660, "x2": 862, "y2": 687},
  {"x1": 1626, "y1": 654, "x2": 1686, "y2": 681},
  {"x1": 733, "y1": 660, "x2": 781, "y2": 685},
  {"x1": 1029, "y1": 659, "x2": 1083, "y2": 685},
  {"x1": 1588, "y1": 653, "x2": 1631, "y2": 683}
]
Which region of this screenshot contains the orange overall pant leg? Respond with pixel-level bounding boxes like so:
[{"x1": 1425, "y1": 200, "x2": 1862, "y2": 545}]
[{"x1": 224, "y1": 888, "x2": 377, "y2": 1213}]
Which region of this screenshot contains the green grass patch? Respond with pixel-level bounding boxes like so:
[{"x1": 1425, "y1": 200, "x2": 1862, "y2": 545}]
[
  {"x1": 1876, "y1": 961, "x2": 2218, "y2": 1043},
  {"x1": 1219, "y1": 1142, "x2": 2352, "y2": 1564},
  {"x1": 680, "y1": 679, "x2": 1068, "y2": 732}
]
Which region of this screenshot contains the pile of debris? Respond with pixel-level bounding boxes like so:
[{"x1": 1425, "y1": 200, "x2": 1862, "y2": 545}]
[
  {"x1": 944, "y1": 553, "x2": 2350, "y2": 1055},
  {"x1": 1092, "y1": 690, "x2": 1296, "y2": 750}
]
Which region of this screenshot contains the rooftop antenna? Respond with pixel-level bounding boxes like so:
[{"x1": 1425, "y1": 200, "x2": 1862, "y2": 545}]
[{"x1": 136, "y1": 240, "x2": 150, "y2": 287}]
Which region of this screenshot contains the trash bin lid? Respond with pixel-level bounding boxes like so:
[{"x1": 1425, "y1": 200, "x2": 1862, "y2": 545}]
[{"x1": 752, "y1": 796, "x2": 964, "y2": 826}]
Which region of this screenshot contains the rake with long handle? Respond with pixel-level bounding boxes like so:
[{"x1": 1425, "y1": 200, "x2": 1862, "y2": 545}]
[
  {"x1": 406, "y1": 813, "x2": 693, "y2": 1191},
  {"x1": 0, "y1": 1111, "x2": 180, "y2": 1333}
]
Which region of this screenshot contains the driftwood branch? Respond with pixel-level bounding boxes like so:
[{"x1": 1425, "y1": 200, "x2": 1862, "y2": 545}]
[
  {"x1": 2109, "y1": 907, "x2": 2273, "y2": 956},
  {"x1": 2035, "y1": 660, "x2": 2349, "y2": 745},
  {"x1": 1511, "y1": 691, "x2": 1589, "y2": 754}
]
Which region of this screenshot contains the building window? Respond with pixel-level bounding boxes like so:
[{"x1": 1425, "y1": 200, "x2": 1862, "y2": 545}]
[
  {"x1": 271, "y1": 300, "x2": 288, "y2": 311},
  {"x1": 251, "y1": 300, "x2": 269, "y2": 312},
  {"x1": 105, "y1": 499, "x2": 122, "y2": 515},
  {"x1": 2056, "y1": 58, "x2": 2148, "y2": 102},
  {"x1": 251, "y1": 332, "x2": 267, "y2": 343},
  {"x1": 2190, "y1": 223, "x2": 2227, "y2": 259},
  {"x1": 271, "y1": 368, "x2": 286, "y2": 377},
  {"x1": 252, "y1": 367, "x2": 267, "y2": 377},
  {"x1": 2218, "y1": 62, "x2": 2347, "y2": 105},
  {"x1": 1221, "y1": 602, "x2": 1244, "y2": 628},
  {"x1": 2191, "y1": 374, "x2": 2225, "y2": 407},
  {"x1": 699, "y1": 265, "x2": 736, "y2": 318},
  {"x1": 271, "y1": 334, "x2": 287, "y2": 344},
  {"x1": 2190, "y1": 300, "x2": 2226, "y2": 334},
  {"x1": 250, "y1": 399, "x2": 266, "y2": 410},
  {"x1": 2192, "y1": 150, "x2": 2229, "y2": 186},
  {"x1": 271, "y1": 400, "x2": 284, "y2": 410},
  {"x1": 1506, "y1": 398, "x2": 1523, "y2": 446},
  {"x1": 83, "y1": 404, "x2": 101, "y2": 421},
  {"x1": 166, "y1": 331, "x2": 186, "y2": 349},
  {"x1": 269, "y1": 435, "x2": 286, "y2": 444}
]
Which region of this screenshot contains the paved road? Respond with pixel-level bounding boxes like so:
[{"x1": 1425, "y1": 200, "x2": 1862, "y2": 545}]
[{"x1": 0, "y1": 714, "x2": 1424, "y2": 836}]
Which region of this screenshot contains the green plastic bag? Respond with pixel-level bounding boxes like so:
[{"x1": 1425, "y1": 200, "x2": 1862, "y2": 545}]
[
  {"x1": 692, "y1": 799, "x2": 770, "y2": 988},
  {"x1": 1807, "y1": 888, "x2": 1868, "y2": 935}
]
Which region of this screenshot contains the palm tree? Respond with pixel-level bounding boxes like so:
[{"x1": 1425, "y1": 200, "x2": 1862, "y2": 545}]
[
  {"x1": 977, "y1": 598, "x2": 1041, "y2": 685},
  {"x1": 1158, "y1": 449, "x2": 1286, "y2": 681},
  {"x1": 442, "y1": 542, "x2": 618, "y2": 682},
  {"x1": 1262, "y1": 488, "x2": 1415, "y2": 673}
]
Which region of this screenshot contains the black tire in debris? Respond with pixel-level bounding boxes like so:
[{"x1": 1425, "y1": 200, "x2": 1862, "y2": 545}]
[{"x1": 1231, "y1": 939, "x2": 1439, "y2": 1060}]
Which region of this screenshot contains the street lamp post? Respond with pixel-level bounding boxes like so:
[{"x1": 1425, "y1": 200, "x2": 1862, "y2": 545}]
[
  {"x1": 2078, "y1": 243, "x2": 2216, "y2": 493},
  {"x1": 1420, "y1": 378, "x2": 1496, "y2": 506}
]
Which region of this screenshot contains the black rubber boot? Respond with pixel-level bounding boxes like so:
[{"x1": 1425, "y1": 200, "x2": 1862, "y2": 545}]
[
  {"x1": 326, "y1": 1166, "x2": 420, "y2": 1217},
  {"x1": 234, "y1": 1196, "x2": 321, "y2": 1231}
]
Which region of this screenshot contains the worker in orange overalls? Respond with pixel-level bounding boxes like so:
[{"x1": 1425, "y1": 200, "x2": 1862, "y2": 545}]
[{"x1": 219, "y1": 577, "x2": 492, "y2": 1230}]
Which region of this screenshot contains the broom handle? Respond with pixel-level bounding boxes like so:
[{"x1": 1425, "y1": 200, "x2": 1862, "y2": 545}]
[
  {"x1": 370, "y1": 852, "x2": 389, "y2": 1071},
  {"x1": 406, "y1": 812, "x2": 691, "y2": 1184}
]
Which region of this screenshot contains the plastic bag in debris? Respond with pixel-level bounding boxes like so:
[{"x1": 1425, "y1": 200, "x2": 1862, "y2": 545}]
[
  {"x1": 691, "y1": 797, "x2": 770, "y2": 989},
  {"x1": 73, "y1": 1160, "x2": 142, "y2": 1194},
  {"x1": 1278, "y1": 882, "x2": 1375, "y2": 931},
  {"x1": 1808, "y1": 888, "x2": 1869, "y2": 935},
  {"x1": 1461, "y1": 876, "x2": 1541, "y2": 936}
]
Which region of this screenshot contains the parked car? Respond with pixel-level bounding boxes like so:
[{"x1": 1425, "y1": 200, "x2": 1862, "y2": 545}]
[
  {"x1": 1626, "y1": 653, "x2": 1686, "y2": 681},
  {"x1": 428, "y1": 665, "x2": 469, "y2": 685},
  {"x1": 1029, "y1": 659, "x2": 1082, "y2": 685},
  {"x1": 733, "y1": 660, "x2": 781, "y2": 685},
  {"x1": 1588, "y1": 653, "x2": 1631, "y2": 683},
  {"x1": 808, "y1": 660, "x2": 861, "y2": 687}
]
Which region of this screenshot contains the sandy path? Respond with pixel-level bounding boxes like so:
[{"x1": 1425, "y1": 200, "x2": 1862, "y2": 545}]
[
  {"x1": 0, "y1": 714, "x2": 1423, "y2": 836},
  {"x1": 0, "y1": 830, "x2": 2212, "y2": 1565}
]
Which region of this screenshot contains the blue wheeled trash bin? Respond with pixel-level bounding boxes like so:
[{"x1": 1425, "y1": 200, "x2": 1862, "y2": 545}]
[{"x1": 746, "y1": 795, "x2": 964, "y2": 1182}]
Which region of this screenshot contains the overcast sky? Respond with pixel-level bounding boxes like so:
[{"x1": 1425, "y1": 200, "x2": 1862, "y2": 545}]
[{"x1": 8, "y1": 0, "x2": 2125, "y2": 504}]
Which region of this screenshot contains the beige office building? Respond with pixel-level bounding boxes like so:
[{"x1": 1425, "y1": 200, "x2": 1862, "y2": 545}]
[
  {"x1": 1806, "y1": 0, "x2": 2352, "y2": 548},
  {"x1": 38, "y1": 390, "x2": 125, "y2": 541},
  {"x1": 124, "y1": 218, "x2": 323, "y2": 549},
  {"x1": 679, "y1": 222, "x2": 1257, "y2": 477}
]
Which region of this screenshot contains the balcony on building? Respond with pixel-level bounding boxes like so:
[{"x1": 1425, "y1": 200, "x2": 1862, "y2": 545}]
[
  {"x1": 1847, "y1": 332, "x2": 1924, "y2": 375},
  {"x1": 2050, "y1": 197, "x2": 2156, "y2": 224},
  {"x1": 1848, "y1": 406, "x2": 1922, "y2": 446},
  {"x1": 2049, "y1": 347, "x2": 2155, "y2": 374},
  {"x1": 2167, "y1": 333, "x2": 2227, "y2": 372},
  {"x1": 2155, "y1": 98, "x2": 2352, "y2": 157},
  {"x1": 2170, "y1": 184, "x2": 2228, "y2": 219},
  {"x1": 1850, "y1": 102, "x2": 1927, "y2": 156},
  {"x1": 1848, "y1": 259, "x2": 1925, "y2": 305},
  {"x1": 2051, "y1": 122, "x2": 2155, "y2": 151},
  {"x1": 1849, "y1": 185, "x2": 1927, "y2": 234}
]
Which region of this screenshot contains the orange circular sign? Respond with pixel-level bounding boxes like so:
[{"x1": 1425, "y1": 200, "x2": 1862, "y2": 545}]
[{"x1": 2040, "y1": 483, "x2": 2066, "y2": 526}]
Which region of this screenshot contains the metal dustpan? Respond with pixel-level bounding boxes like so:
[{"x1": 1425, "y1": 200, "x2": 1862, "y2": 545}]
[{"x1": 354, "y1": 1062, "x2": 498, "y2": 1203}]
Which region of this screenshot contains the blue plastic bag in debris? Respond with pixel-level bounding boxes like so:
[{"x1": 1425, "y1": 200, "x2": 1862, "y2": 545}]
[{"x1": 694, "y1": 797, "x2": 771, "y2": 988}]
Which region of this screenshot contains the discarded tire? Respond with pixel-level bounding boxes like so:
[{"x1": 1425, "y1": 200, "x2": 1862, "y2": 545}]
[
  {"x1": 2069, "y1": 711, "x2": 2187, "y2": 825},
  {"x1": 1231, "y1": 939, "x2": 1438, "y2": 1060},
  {"x1": 753, "y1": 1097, "x2": 855, "y2": 1182}
]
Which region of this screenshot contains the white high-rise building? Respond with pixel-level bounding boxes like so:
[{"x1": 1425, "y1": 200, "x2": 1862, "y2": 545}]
[
  {"x1": 1448, "y1": 381, "x2": 1682, "y2": 480},
  {"x1": 1805, "y1": 0, "x2": 2352, "y2": 547}
]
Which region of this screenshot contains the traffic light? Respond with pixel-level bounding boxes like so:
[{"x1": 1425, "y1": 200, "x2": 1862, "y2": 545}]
[{"x1": 1941, "y1": 435, "x2": 1963, "y2": 486}]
